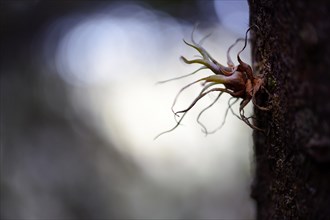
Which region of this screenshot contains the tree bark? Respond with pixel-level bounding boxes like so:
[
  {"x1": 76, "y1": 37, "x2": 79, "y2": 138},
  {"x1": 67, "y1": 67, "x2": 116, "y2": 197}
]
[{"x1": 249, "y1": 1, "x2": 330, "y2": 219}]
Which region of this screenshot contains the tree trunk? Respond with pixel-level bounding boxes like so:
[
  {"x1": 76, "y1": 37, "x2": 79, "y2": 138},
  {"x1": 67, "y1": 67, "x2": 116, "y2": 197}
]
[{"x1": 249, "y1": 1, "x2": 330, "y2": 219}]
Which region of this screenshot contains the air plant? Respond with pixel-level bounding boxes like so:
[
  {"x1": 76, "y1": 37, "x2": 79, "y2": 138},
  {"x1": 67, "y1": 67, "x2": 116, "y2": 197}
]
[{"x1": 155, "y1": 26, "x2": 270, "y2": 140}]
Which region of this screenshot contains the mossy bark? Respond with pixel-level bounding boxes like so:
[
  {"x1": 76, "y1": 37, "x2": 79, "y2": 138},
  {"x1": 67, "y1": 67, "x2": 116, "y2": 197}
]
[{"x1": 249, "y1": 1, "x2": 330, "y2": 219}]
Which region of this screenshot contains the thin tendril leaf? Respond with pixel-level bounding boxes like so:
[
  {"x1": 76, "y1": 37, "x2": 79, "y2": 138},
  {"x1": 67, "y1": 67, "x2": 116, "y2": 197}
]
[
  {"x1": 156, "y1": 67, "x2": 207, "y2": 84},
  {"x1": 198, "y1": 32, "x2": 213, "y2": 45},
  {"x1": 171, "y1": 78, "x2": 206, "y2": 115},
  {"x1": 175, "y1": 89, "x2": 216, "y2": 115},
  {"x1": 184, "y1": 30, "x2": 220, "y2": 67},
  {"x1": 155, "y1": 88, "x2": 232, "y2": 140},
  {"x1": 174, "y1": 82, "x2": 218, "y2": 123},
  {"x1": 203, "y1": 97, "x2": 239, "y2": 135},
  {"x1": 175, "y1": 87, "x2": 234, "y2": 115},
  {"x1": 153, "y1": 110, "x2": 188, "y2": 140},
  {"x1": 229, "y1": 98, "x2": 241, "y2": 120},
  {"x1": 196, "y1": 91, "x2": 223, "y2": 134},
  {"x1": 227, "y1": 38, "x2": 245, "y2": 67},
  {"x1": 238, "y1": 99, "x2": 264, "y2": 132},
  {"x1": 237, "y1": 26, "x2": 256, "y2": 63}
]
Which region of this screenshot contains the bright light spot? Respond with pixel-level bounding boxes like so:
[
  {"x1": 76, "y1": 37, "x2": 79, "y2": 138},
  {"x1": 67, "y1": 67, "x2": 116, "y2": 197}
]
[{"x1": 55, "y1": 5, "x2": 183, "y2": 85}]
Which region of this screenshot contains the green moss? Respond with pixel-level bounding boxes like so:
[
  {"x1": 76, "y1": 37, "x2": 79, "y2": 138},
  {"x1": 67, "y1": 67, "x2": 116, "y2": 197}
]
[{"x1": 267, "y1": 75, "x2": 277, "y2": 91}]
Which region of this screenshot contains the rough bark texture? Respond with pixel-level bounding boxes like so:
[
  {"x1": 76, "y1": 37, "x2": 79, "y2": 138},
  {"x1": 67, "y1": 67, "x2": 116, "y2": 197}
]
[{"x1": 249, "y1": 1, "x2": 330, "y2": 219}]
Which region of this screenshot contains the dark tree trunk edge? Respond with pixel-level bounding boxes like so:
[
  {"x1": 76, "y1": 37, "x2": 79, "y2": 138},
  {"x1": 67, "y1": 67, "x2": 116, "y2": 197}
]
[{"x1": 249, "y1": 1, "x2": 330, "y2": 219}]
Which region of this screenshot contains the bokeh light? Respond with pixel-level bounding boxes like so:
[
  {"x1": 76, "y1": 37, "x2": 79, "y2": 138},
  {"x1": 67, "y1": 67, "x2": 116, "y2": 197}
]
[{"x1": 2, "y1": 1, "x2": 256, "y2": 219}]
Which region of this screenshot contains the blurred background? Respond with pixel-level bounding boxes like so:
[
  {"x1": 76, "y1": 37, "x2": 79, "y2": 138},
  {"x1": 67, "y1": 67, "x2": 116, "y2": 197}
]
[{"x1": 0, "y1": 1, "x2": 255, "y2": 219}]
